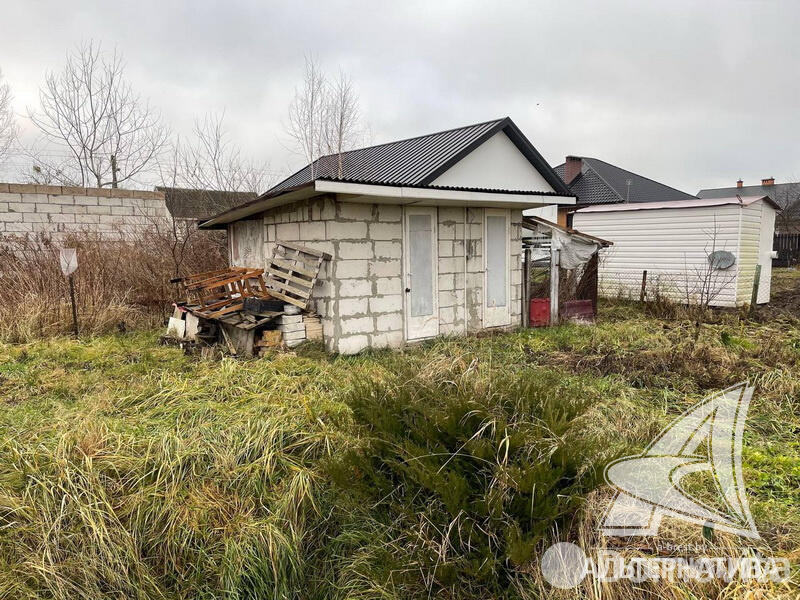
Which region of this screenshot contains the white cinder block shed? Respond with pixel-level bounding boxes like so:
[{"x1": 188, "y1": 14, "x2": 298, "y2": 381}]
[
  {"x1": 572, "y1": 196, "x2": 778, "y2": 307},
  {"x1": 200, "y1": 118, "x2": 576, "y2": 353}
]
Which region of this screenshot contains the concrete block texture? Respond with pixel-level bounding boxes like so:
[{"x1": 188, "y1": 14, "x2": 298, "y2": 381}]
[
  {"x1": 369, "y1": 259, "x2": 402, "y2": 277},
  {"x1": 338, "y1": 241, "x2": 373, "y2": 260},
  {"x1": 368, "y1": 222, "x2": 401, "y2": 240},
  {"x1": 377, "y1": 205, "x2": 402, "y2": 222},
  {"x1": 335, "y1": 259, "x2": 369, "y2": 279},
  {"x1": 341, "y1": 317, "x2": 374, "y2": 335},
  {"x1": 337, "y1": 335, "x2": 370, "y2": 355},
  {"x1": 298, "y1": 221, "x2": 325, "y2": 241},
  {"x1": 337, "y1": 202, "x2": 374, "y2": 221},
  {"x1": 374, "y1": 241, "x2": 401, "y2": 259},
  {"x1": 327, "y1": 220, "x2": 368, "y2": 239},
  {"x1": 371, "y1": 330, "x2": 404, "y2": 349},
  {"x1": 369, "y1": 294, "x2": 403, "y2": 314},
  {"x1": 339, "y1": 279, "x2": 372, "y2": 297},
  {"x1": 8, "y1": 202, "x2": 35, "y2": 213},
  {"x1": 375, "y1": 277, "x2": 402, "y2": 295},
  {"x1": 339, "y1": 297, "x2": 369, "y2": 316},
  {"x1": 376, "y1": 312, "x2": 403, "y2": 332}
]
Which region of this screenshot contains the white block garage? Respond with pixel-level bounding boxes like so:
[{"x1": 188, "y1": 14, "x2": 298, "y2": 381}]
[{"x1": 201, "y1": 118, "x2": 576, "y2": 353}]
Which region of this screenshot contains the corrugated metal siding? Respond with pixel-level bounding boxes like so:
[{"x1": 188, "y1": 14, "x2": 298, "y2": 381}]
[
  {"x1": 573, "y1": 205, "x2": 742, "y2": 307},
  {"x1": 757, "y1": 202, "x2": 776, "y2": 303},
  {"x1": 269, "y1": 120, "x2": 503, "y2": 194},
  {"x1": 736, "y1": 203, "x2": 761, "y2": 304}
]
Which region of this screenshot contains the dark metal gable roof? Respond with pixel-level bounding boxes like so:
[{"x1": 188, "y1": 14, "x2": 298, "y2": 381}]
[
  {"x1": 555, "y1": 157, "x2": 696, "y2": 206},
  {"x1": 268, "y1": 117, "x2": 571, "y2": 196},
  {"x1": 156, "y1": 187, "x2": 258, "y2": 220}
]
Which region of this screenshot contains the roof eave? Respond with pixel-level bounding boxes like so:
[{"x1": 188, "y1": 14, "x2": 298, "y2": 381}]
[
  {"x1": 314, "y1": 179, "x2": 576, "y2": 206},
  {"x1": 198, "y1": 182, "x2": 318, "y2": 229}
]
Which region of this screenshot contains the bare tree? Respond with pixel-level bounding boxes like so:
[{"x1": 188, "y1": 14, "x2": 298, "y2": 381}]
[
  {"x1": 771, "y1": 180, "x2": 800, "y2": 234},
  {"x1": 680, "y1": 218, "x2": 738, "y2": 309},
  {"x1": 28, "y1": 41, "x2": 168, "y2": 188},
  {"x1": 179, "y1": 112, "x2": 270, "y2": 195},
  {"x1": 323, "y1": 70, "x2": 361, "y2": 177},
  {"x1": 286, "y1": 56, "x2": 328, "y2": 178},
  {"x1": 0, "y1": 69, "x2": 16, "y2": 166},
  {"x1": 285, "y1": 56, "x2": 364, "y2": 178},
  {"x1": 152, "y1": 112, "x2": 272, "y2": 276}
]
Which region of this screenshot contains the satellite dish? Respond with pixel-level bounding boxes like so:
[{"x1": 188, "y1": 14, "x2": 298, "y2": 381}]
[{"x1": 708, "y1": 250, "x2": 736, "y2": 270}]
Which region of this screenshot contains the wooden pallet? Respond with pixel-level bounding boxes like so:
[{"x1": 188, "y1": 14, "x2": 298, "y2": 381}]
[
  {"x1": 174, "y1": 267, "x2": 273, "y2": 318},
  {"x1": 264, "y1": 241, "x2": 331, "y2": 310}
]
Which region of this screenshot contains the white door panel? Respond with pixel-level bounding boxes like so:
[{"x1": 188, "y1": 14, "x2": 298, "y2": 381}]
[
  {"x1": 404, "y1": 207, "x2": 439, "y2": 340},
  {"x1": 484, "y1": 209, "x2": 511, "y2": 327}
]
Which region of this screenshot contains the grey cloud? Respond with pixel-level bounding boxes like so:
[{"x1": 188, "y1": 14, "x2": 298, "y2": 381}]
[{"x1": 1, "y1": 0, "x2": 799, "y2": 192}]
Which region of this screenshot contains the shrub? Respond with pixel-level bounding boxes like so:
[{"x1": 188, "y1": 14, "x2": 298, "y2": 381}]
[
  {"x1": 0, "y1": 227, "x2": 226, "y2": 342},
  {"x1": 326, "y1": 358, "x2": 617, "y2": 597}
]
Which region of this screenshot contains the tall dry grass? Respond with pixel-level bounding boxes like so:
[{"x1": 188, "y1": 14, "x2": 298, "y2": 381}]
[{"x1": 0, "y1": 227, "x2": 226, "y2": 342}]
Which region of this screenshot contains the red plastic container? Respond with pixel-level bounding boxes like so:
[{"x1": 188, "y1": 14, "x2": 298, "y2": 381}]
[
  {"x1": 529, "y1": 298, "x2": 550, "y2": 327},
  {"x1": 562, "y1": 299, "x2": 595, "y2": 322}
]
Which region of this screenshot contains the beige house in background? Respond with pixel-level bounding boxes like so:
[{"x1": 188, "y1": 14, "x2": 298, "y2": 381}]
[{"x1": 200, "y1": 117, "x2": 575, "y2": 354}]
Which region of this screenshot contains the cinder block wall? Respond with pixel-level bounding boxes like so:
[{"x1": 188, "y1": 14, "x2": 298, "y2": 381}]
[
  {"x1": 233, "y1": 198, "x2": 524, "y2": 355},
  {"x1": 463, "y1": 207, "x2": 523, "y2": 332},
  {"x1": 258, "y1": 196, "x2": 404, "y2": 354},
  {"x1": 0, "y1": 183, "x2": 169, "y2": 239}
]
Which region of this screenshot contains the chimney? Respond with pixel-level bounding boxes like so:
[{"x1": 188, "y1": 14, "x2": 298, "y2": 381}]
[
  {"x1": 736, "y1": 179, "x2": 743, "y2": 188},
  {"x1": 761, "y1": 177, "x2": 775, "y2": 187},
  {"x1": 564, "y1": 156, "x2": 582, "y2": 185}
]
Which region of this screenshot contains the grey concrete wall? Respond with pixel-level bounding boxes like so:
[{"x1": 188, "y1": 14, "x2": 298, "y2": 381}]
[
  {"x1": 463, "y1": 207, "x2": 524, "y2": 332},
  {"x1": 0, "y1": 183, "x2": 169, "y2": 239},
  {"x1": 231, "y1": 198, "x2": 523, "y2": 355},
  {"x1": 252, "y1": 196, "x2": 404, "y2": 354}
]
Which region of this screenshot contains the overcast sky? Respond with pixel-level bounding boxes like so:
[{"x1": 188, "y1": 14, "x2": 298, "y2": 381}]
[{"x1": 1, "y1": 0, "x2": 799, "y2": 193}]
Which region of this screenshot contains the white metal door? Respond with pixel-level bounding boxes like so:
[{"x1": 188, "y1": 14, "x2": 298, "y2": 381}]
[
  {"x1": 484, "y1": 208, "x2": 511, "y2": 327},
  {"x1": 404, "y1": 207, "x2": 439, "y2": 340}
]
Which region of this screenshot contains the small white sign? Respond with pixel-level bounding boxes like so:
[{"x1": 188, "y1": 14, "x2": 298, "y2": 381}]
[{"x1": 59, "y1": 248, "x2": 78, "y2": 277}]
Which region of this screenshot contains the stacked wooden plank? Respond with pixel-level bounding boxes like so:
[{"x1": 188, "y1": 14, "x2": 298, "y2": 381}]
[
  {"x1": 174, "y1": 267, "x2": 273, "y2": 319},
  {"x1": 303, "y1": 314, "x2": 323, "y2": 341},
  {"x1": 170, "y1": 241, "x2": 331, "y2": 356},
  {"x1": 255, "y1": 330, "x2": 283, "y2": 356},
  {"x1": 264, "y1": 241, "x2": 331, "y2": 310}
]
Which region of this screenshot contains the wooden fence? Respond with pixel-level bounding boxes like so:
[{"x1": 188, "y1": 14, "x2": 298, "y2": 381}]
[{"x1": 774, "y1": 233, "x2": 800, "y2": 266}]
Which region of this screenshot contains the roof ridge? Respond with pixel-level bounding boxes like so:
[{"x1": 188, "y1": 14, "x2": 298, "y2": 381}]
[
  {"x1": 582, "y1": 157, "x2": 696, "y2": 199},
  {"x1": 266, "y1": 117, "x2": 509, "y2": 195},
  {"x1": 314, "y1": 116, "x2": 507, "y2": 160}
]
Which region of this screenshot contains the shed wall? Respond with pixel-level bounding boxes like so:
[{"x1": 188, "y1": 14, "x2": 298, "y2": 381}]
[
  {"x1": 736, "y1": 202, "x2": 762, "y2": 304},
  {"x1": 757, "y1": 202, "x2": 775, "y2": 303},
  {"x1": 229, "y1": 198, "x2": 523, "y2": 353},
  {"x1": 574, "y1": 205, "x2": 742, "y2": 307}
]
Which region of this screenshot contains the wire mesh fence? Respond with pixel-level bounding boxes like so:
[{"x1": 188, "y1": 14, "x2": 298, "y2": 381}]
[{"x1": 597, "y1": 268, "x2": 743, "y2": 307}]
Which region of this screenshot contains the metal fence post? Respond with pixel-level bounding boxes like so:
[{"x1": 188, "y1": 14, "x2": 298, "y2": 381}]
[
  {"x1": 640, "y1": 270, "x2": 648, "y2": 302},
  {"x1": 522, "y1": 247, "x2": 531, "y2": 328},
  {"x1": 550, "y1": 248, "x2": 559, "y2": 325},
  {"x1": 749, "y1": 264, "x2": 762, "y2": 314}
]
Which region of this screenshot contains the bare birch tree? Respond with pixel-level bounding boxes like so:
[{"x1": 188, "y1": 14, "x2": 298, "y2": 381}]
[
  {"x1": 179, "y1": 112, "x2": 270, "y2": 195},
  {"x1": 286, "y1": 56, "x2": 364, "y2": 178},
  {"x1": 323, "y1": 70, "x2": 361, "y2": 177},
  {"x1": 28, "y1": 41, "x2": 168, "y2": 188},
  {"x1": 0, "y1": 69, "x2": 16, "y2": 166},
  {"x1": 152, "y1": 112, "x2": 272, "y2": 276}
]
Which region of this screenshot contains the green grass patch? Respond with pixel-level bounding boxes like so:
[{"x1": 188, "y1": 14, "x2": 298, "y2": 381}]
[{"x1": 0, "y1": 300, "x2": 798, "y2": 598}]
